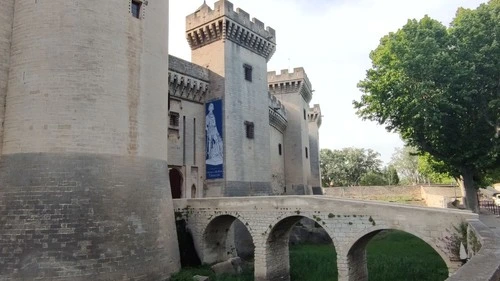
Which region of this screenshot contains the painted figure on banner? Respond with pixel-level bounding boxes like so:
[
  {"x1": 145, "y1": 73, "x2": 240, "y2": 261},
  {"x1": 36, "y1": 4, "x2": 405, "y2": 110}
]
[{"x1": 206, "y1": 102, "x2": 223, "y2": 166}]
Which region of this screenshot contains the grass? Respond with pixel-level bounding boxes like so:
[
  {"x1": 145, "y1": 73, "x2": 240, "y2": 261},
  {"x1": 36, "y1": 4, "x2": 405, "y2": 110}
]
[
  {"x1": 366, "y1": 230, "x2": 448, "y2": 281},
  {"x1": 289, "y1": 244, "x2": 337, "y2": 281},
  {"x1": 171, "y1": 230, "x2": 448, "y2": 281}
]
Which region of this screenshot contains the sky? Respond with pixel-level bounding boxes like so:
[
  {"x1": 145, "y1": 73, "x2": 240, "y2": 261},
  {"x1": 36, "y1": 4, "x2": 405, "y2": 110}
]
[{"x1": 169, "y1": 0, "x2": 488, "y2": 164}]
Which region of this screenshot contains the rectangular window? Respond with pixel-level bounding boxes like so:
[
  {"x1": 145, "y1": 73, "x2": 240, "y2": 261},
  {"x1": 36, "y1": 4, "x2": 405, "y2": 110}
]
[
  {"x1": 244, "y1": 121, "x2": 254, "y2": 139},
  {"x1": 243, "y1": 64, "x2": 253, "y2": 82},
  {"x1": 169, "y1": 112, "x2": 180, "y2": 127},
  {"x1": 131, "y1": 1, "x2": 142, "y2": 19},
  {"x1": 303, "y1": 109, "x2": 307, "y2": 120},
  {"x1": 278, "y1": 144, "x2": 282, "y2": 156},
  {"x1": 305, "y1": 147, "x2": 308, "y2": 159}
]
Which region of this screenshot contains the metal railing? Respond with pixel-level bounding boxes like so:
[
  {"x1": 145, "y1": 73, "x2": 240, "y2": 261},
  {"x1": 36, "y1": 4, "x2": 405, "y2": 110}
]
[{"x1": 479, "y1": 199, "x2": 500, "y2": 215}]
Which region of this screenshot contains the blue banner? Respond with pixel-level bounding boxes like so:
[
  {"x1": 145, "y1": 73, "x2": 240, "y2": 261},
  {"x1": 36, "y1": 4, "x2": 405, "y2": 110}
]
[{"x1": 206, "y1": 99, "x2": 223, "y2": 179}]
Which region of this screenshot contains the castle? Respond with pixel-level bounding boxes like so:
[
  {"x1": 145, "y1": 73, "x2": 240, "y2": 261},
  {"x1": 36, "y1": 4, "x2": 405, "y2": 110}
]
[
  {"x1": 168, "y1": 1, "x2": 323, "y2": 199},
  {"x1": 0, "y1": 0, "x2": 321, "y2": 280}
]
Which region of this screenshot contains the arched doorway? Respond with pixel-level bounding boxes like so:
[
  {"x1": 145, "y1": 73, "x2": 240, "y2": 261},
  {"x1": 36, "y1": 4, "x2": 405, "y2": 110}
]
[
  {"x1": 191, "y1": 184, "x2": 196, "y2": 198},
  {"x1": 169, "y1": 168, "x2": 183, "y2": 199}
]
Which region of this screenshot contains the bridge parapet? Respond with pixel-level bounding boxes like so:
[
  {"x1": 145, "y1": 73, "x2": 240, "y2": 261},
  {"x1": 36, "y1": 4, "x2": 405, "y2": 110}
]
[
  {"x1": 174, "y1": 196, "x2": 477, "y2": 281},
  {"x1": 446, "y1": 218, "x2": 500, "y2": 281}
]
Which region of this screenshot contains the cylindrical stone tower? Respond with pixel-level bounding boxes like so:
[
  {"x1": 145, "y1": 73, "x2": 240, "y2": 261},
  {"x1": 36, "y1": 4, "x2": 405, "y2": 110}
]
[
  {"x1": 0, "y1": 0, "x2": 180, "y2": 280},
  {"x1": 0, "y1": 0, "x2": 15, "y2": 155}
]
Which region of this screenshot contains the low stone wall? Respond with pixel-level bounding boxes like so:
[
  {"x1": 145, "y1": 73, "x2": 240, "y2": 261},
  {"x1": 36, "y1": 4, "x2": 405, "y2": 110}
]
[
  {"x1": 446, "y1": 219, "x2": 500, "y2": 281},
  {"x1": 421, "y1": 186, "x2": 462, "y2": 208},
  {"x1": 323, "y1": 185, "x2": 423, "y2": 204},
  {"x1": 323, "y1": 185, "x2": 466, "y2": 208}
]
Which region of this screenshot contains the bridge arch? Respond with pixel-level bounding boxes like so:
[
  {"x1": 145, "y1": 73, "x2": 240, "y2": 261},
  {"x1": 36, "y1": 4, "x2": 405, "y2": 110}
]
[
  {"x1": 345, "y1": 226, "x2": 451, "y2": 281},
  {"x1": 260, "y1": 215, "x2": 337, "y2": 281},
  {"x1": 201, "y1": 214, "x2": 254, "y2": 265}
]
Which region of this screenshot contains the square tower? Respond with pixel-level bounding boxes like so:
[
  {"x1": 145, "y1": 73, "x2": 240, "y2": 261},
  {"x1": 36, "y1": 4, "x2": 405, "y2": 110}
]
[
  {"x1": 268, "y1": 68, "x2": 314, "y2": 195},
  {"x1": 186, "y1": 0, "x2": 276, "y2": 196}
]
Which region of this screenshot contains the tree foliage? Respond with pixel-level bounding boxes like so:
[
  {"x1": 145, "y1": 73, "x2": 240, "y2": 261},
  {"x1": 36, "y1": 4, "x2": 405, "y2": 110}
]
[
  {"x1": 390, "y1": 146, "x2": 425, "y2": 185},
  {"x1": 320, "y1": 148, "x2": 382, "y2": 186},
  {"x1": 418, "y1": 153, "x2": 456, "y2": 184},
  {"x1": 360, "y1": 171, "x2": 389, "y2": 186},
  {"x1": 383, "y1": 165, "x2": 400, "y2": 185},
  {"x1": 354, "y1": 0, "x2": 500, "y2": 212}
]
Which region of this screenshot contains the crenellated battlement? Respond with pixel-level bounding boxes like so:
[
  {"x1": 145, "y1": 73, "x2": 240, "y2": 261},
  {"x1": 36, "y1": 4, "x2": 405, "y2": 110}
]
[
  {"x1": 186, "y1": 0, "x2": 276, "y2": 61},
  {"x1": 268, "y1": 68, "x2": 313, "y2": 103},
  {"x1": 308, "y1": 104, "x2": 322, "y2": 127},
  {"x1": 187, "y1": 0, "x2": 276, "y2": 42}
]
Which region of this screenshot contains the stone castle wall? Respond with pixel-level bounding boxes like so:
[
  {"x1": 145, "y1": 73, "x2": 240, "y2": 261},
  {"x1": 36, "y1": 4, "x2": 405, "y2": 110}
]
[
  {"x1": 188, "y1": 1, "x2": 274, "y2": 196},
  {"x1": 270, "y1": 126, "x2": 285, "y2": 194},
  {"x1": 221, "y1": 43, "x2": 272, "y2": 195},
  {"x1": 0, "y1": 1, "x2": 180, "y2": 280},
  {"x1": 308, "y1": 122, "x2": 321, "y2": 188},
  {"x1": 0, "y1": 1, "x2": 14, "y2": 156},
  {"x1": 269, "y1": 69, "x2": 314, "y2": 195}
]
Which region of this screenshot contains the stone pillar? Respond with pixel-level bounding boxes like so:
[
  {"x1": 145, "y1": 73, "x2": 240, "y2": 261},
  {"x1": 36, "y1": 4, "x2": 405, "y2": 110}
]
[
  {"x1": 254, "y1": 217, "x2": 301, "y2": 281},
  {"x1": 0, "y1": 0, "x2": 180, "y2": 280},
  {"x1": 255, "y1": 242, "x2": 290, "y2": 281},
  {"x1": 345, "y1": 231, "x2": 380, "y2": 281},
  {"x1": 337, "y1": 254, "x2": 350, "y2": 281},
  {"x1": 347, "y1": 245, "x2": 369, "y2": 281}
]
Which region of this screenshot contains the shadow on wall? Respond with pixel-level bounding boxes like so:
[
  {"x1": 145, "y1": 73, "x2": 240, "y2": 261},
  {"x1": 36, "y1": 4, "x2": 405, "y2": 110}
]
[{"x1": 176, "y1": 219, "x2": 201, "y2": 267}]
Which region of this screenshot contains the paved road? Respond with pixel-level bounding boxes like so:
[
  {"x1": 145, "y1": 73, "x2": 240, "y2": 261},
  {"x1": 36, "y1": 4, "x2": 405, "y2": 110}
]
[{"x1": 479, "y1": 213, "x2": 500, "y2": 238}]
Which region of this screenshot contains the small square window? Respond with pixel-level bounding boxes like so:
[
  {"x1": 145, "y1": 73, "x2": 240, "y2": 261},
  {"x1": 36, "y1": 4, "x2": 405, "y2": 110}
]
[
  {"x1": 244, "y1": 121, "x2": 254, "y2": 139},
  {"x1": 131, "y1": 1, "x2": 142, "y2": 19},
  {"x1": 243, "y1": 64, "x2": 252, "y2": 82},
  {"x1": 169, "y1": 112, "x2": 180, "y2": 127}
]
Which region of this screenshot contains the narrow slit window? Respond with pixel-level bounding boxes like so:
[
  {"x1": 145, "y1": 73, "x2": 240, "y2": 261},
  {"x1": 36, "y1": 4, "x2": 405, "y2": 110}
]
[
  {"x1": 305, "y1": 147, "x2": 308, "y2": 159},
  {"x1": 244, "y1": 121, "x2": 254, "y2": 139},
  {"x1": 243, "y1": 64, "x2": 253, "y2": 82},
  {"x1": 278, "y1": 144, "x2": 282, "y2": 156},
  {"x1": 131, "y1": 1, "x2": 142, "y2": 19},
  {"x1": 303, "y1": 109, "x2": 307, "y2": 120}
]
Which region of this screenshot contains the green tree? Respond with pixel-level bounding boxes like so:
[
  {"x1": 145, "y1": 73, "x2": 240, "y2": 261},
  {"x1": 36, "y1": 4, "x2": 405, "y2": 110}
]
[
  {"x1": 320, "y1": 148, "x2": 382, "y2": 186},
  {"x1": 383, "y1": 165, "x2": 400, "y2": 185},
  {"x1": 320, "y1": 149, "x2": 336, "y2": 187},
  {"x1": 360, "y1": 171, "x2": 388, "y2": 186},
  {"x1": 417, "y1": 153, "x2": 456, "y2": 184},
  {"x1": 354, "y1": 1, "x2": 500, "y2": 212},
  {"x1": 390, "y1": 147, "x2": 424, "y2": 185}
]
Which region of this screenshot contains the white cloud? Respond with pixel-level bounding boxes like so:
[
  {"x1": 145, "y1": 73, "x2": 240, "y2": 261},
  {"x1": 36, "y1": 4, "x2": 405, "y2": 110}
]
[{"x1": 169, "y1": 0, "x2": 487, "y2": 163}]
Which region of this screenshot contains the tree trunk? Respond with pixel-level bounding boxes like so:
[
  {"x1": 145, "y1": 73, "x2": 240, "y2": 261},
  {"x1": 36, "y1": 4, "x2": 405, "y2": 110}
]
[
  {"x1": 455, "y1": 176, "x2": 467, "y2": 207},
  {"x1": 461, "y1": 168, "x2": 479, "y2": 213}
]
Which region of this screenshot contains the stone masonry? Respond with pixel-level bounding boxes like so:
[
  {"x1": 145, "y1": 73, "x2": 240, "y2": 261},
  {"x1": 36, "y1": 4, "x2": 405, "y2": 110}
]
[
  {"x1": 186, "y1": 1, "x2": 276, "y2": 196},
  {"x1": 308, "y1": 104, "x2": 322, "y2": 193},
  {"x1": 268, "y1": 68, "x2": 316, "y2": 195},
  {"x1": 174, "y1": 196, "x2": 477, "y2": 281},
  {"x1": 0, "y1": 0, "x2": 180, "y2": 280}
]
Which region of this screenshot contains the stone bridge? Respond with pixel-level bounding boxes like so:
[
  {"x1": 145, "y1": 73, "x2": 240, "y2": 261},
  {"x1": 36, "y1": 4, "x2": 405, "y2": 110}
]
[{"x1": 173, "y1": 196, "x2": 477, "y2": 281}]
